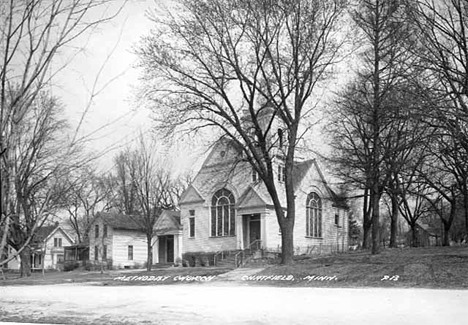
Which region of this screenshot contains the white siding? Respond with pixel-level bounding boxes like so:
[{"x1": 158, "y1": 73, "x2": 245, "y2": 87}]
[
  {"x1": 42, "y1": 229, "x2": 73, "y2": 269},
  {"x1": 88, "y1": 219, "x2": 113, "y2": 264},
  {"x1": 112, "y1": 230, "x2": 147, "y2": 268},
  {"x1": 180, "y1": 203, "x2": 237, "y2": 253}
]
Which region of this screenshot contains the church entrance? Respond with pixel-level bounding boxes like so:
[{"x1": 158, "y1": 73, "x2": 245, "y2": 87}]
[
  {"x1": 158, "y1": 235, "x2": 174, "y2": 263},
  {"x1": 242, "y1": 214, "x2": 262, "y2": 250}
]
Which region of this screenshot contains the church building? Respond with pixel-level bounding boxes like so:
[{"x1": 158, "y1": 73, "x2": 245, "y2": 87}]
[{"x1": 179, "y1": 138, "x2": 349, "y2": 258}]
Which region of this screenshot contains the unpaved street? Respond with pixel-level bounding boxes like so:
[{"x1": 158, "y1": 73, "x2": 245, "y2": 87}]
[{"x1": 0, "y1": 284, "x2": 467, "y2": 324}]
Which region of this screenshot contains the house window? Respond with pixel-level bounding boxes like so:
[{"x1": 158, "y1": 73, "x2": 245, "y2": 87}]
[
  {"x1": 278, "y1": 164, "x2": 285, "y2": 182},
  {"x1": 128, "y1": 245, "x2": 133, "y2": 260},
  {"x1": 57, "y1": 254, "x2": 64, "y2": 263},
  {"x1": 95, "y1": 224, "x2": 99, "y2": 238},
  {"x1": 306, "y1": 192, "x2": 322, "y2": 237},
  {"x1": 54, "y1": 238, "x2": 62, "y2": 247},
  {"x1": 211, "y1": 188, "x2": 236, "y2": 237},
  {"x1": 189, "y1": 210, "x2": 195, "y2": 238},
  {"x1": 252, "y1": 168, "x2": 258, "y2": 182},
  {"x1": 103, "y1": 245, "x2": 107, "y2": 260},
  {"x1": 94, "y1": 246, "x2": 98, "y2": 260},
  {"x1": 103, "y1": 225, "x2": 108, "y2": 238},
  {"x1": 335, "y1": 213, "x2": 340, "y2": 226},
  {"x1": 38, "y1": 255, "x2": 42, "y2": 265}
]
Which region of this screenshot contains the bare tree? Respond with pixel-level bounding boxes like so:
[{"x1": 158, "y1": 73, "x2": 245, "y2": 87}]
[
  {"x1": 137, "y1": 0, "x2": 348, "y2": 264},
  {"x1": 63, "y1": 166, "x2": 114, "y2": 244},
  {"x1": 0, "y1": 0, "x2": 126, "y2": 276},
  {"x1": 417, "y1": 133, "x2": 466, "y2": 245},
  {"x1": 112, "y1": 137, "x2": 176, "y2": 271},
  {"x1": 4, "y1": 93, "x2": 76, "y2": 276},
  {"x1": 328, "y1": 0, "x2": 424, "y2": 253},
  {"x1": 412, "y1": 0, "x2": 468, "y2": 236}
]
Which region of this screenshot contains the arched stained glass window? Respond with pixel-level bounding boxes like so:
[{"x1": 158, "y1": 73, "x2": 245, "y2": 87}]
[
  {"x1": 211, "y1": 188, "x2": 235, "y2": 237},
  {"x1": 306, "y1": 192, "x2": 322, "y2": 237}
]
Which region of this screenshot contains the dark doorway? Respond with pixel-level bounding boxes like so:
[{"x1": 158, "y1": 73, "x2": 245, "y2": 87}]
[
  {"x1": 166, "y1": 236, "x2": 174, "y2": 263},
  {"x1": 249, "y1": 215, "x2": 261, "y2": 250},
  {"x1": 158, "y1": 235, "x2": 174, "y2": 263}
]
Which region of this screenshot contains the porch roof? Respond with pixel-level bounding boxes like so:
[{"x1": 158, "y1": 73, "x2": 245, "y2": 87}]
[{"x1": 154, "y1": 210, "x2": 182, "y2": 234}]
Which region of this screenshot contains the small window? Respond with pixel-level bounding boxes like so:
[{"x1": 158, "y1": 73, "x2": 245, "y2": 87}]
[
  {"x1": 103, "y1": 225, "x2": 108, "y2": 238},
  {"x1": 128, "y1": 245, "x2": 133, "y2": 260},
  {"x1": 278, "y1": 165, "x2": 285, "y2": 182},
  {"x1": 278, "y1": 128, "x2": 283, "y2": 148},
  {"x1": 335, "y1": 213, "x2": 340, "y2": 226},
  {"x1": 54, "y1": 238, "x2": 62, "y2": 247},
  {"x1": 57, "y1": 254, "x2": 64, "y2": 263},
  {"x1": 94, "y1": 246, "x2": 98, "y2": 261},
  {"x1": 189, "y1": 216, "x2": 195, "y2": 238},
  {"x1": 103, "y1": 245, "x2": 107, "y2": 260},
  {"x1": 252, "y1": 168, "x2": 258, "y2": 182},
  {"x1": 95, "y1": 224, "x2": 99, "y2": 238}
]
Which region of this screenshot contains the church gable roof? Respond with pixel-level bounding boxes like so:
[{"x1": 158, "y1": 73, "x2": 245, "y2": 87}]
[
  {"x1": 179, "y1": 184, "x2": 205, "y2": 205},
  {"x1": 185, "y1": 139, "x2": 348, "y2": 210},
  {"x1": 295, "y1": 159, "x2": 349, "y2": 209},
  {"x1": 292, "y1": 159, "x2": 315, "y2": 192},
  {"x1": 237, "y1": 185, "x2": 268, "y2": 209},
  {"x1": 201, "y1": 138, "x2": 242, "y2": 169}
]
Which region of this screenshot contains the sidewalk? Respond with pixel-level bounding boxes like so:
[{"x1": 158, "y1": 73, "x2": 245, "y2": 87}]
[{"x1": 214, "y1": 267, "x2": 265, "y2": 281}]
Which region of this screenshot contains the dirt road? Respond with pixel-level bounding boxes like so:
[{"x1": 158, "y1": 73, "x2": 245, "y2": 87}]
[{"x1": 1, "y1": 284, "x2": 467, "y2": 324}]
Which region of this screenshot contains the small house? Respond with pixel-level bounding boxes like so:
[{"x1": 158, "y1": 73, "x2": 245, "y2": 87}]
[
  {"x1": 89, "y1": 210, "x2": 182, "y2": 269},
  {"x1": 7, "y1": 223, "x2": 74, "y2": 271}
]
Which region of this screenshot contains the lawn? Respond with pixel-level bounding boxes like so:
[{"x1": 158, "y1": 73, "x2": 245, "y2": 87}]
[
  {"x1": 0, "y1": 266, "x2": 234, "y2": 286},
  {"x1": 249, "y1": 246, "x2": 468, "y2": 288},
  {"x1": 1, "y1": 246, "x2": 467, "y2": 288}
]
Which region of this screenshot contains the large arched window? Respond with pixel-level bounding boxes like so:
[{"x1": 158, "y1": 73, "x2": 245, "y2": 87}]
[
  {"x1": 211, "y1": 188, "x2": 235, "y2": 237},
  {"x1": 306, "y1": 192, "x2": 322, "y2": 237}
]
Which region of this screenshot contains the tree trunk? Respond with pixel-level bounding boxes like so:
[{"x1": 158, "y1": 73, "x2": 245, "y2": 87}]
[
  {"x1": 20, "y1": 246, "x2": 32, "y2": 277},
  {"x1": 410, "y1": 223, "x2": 418, "y2": 247},
  {"x1": 371, "y1": 190, "x2": 381, "y2": 255},
  {"x1": 389, "y1": 193, "x2": 398, "y2": 248},
  {"x1": 463, "y1": 185, "x2": 468, "y2": 242},
  {"x1": 280, "y1": 218, "x2": 294, "y2": 265},
  {"x1": 362, "y1": 219, "x2": 372, "y2": 249},
  {"x1": 442, "y1": 223, "x2": 450, "y2": 246},
  {"x1": 362, "y1": 188, "x2": 372, "y2": 249},
  {"x1": 147, "y1": 238, "x2": 153, "y2": 271}
]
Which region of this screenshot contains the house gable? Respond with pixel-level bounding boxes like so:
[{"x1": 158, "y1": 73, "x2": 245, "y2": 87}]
[{"x1": 44, "y1": 226, "x2": 74, "y2": 246}]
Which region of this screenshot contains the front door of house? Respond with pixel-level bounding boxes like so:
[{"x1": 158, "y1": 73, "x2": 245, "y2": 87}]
[{"x1": 249, "y1": 215, "x2": 261, "y2": 250}]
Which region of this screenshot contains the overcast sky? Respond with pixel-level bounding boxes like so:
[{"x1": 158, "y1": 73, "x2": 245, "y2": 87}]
[
  {"x1": 51, "y1": 0, "x2": 339, "y2": 179},
  {"x1": 51, "y1": 0, "x2": 205, "y2": 175}
]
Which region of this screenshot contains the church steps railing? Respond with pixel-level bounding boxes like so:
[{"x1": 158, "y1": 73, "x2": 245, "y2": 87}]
[{"x1": 234, "y1": 239, "x2": 263, "y2": 268}]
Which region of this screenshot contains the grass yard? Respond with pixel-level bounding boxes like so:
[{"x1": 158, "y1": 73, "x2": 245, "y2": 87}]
[
  {"x1": 250, "y1": 246, "x2": 468, "y2": 288},
  {"x1": 1, "y1": 246, "x2": 467, "y2": 288},
  {"x1": 0, "y1": 266, "x2": 234, "y2": 286}
]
